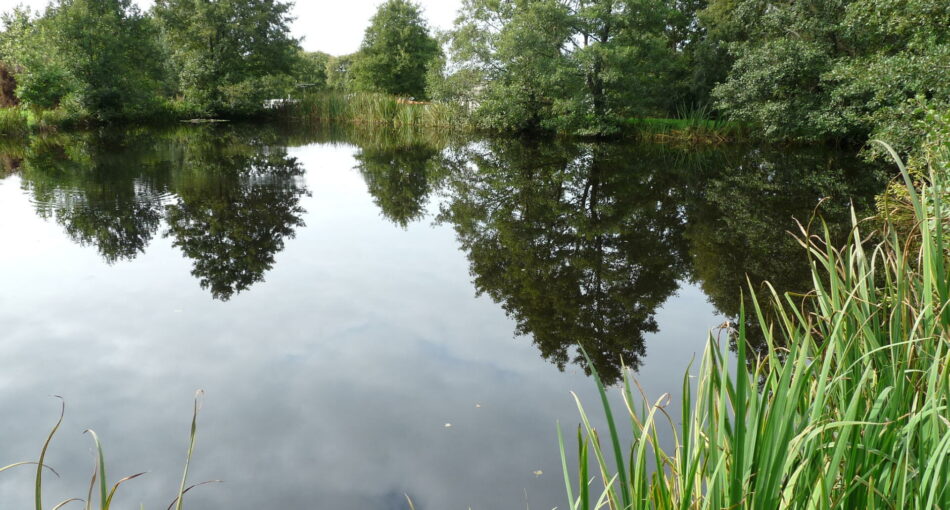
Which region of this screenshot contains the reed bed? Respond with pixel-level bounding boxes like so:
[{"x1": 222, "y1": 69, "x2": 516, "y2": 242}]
[
  {"x1": 561, "y1": 133, "x2": 950, "y2": 509},
  {"x1": 0, "y1": 106, "x2": 28, "y2": 136},
  {"x1": 288, "y1": 91, "x2": 463, "y2": 129},
  {"x1": 629, "y1": 104, "x2": 744, "y2": 144}
]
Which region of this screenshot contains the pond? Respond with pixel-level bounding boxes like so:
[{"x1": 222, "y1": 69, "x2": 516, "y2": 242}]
[{"x1": 0, "y1": 124, "x2": 885, "y2": 509}]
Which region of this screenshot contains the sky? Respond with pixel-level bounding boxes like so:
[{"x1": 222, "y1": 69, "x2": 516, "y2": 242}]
[{"x1": 2, "y1": 0, "x2": 464, "y2": 56}]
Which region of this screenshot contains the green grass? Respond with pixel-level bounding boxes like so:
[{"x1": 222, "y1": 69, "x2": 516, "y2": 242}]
[
  {"x1": 1, "y1": 391, "x2": 215, "y2": 510},
  {"x1": 0, "y1": 106, "x2": 84, "y2": 136},
  {"x1": 287, "y1": 91, "x2": 465, "y2": 129},
  {"x1": 628, "y1": 104, "x2": 745, "y2": 143},
  {"x1": 0, "y1": 106, "x2": 28, "y2": 136},
  {"x1": 561, "y1": 128, "x2": 949, "y2": 508}
]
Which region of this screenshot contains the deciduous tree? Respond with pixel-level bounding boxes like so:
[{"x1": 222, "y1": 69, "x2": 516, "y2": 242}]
[
  {"x1": 350, "y1": 0, "x2": 441, "y2": 99},
  {"x1": 154, "y1": 0, "x2": 300, "y2": 115}
]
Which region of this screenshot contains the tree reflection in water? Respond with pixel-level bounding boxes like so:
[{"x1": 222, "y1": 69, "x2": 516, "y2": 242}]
[
  {"x1": 2, "y1": 124, "x2": 886, "y2": 377},
  {"x1": 163, "y1": 129, "x2": 308, "y2": 300},
  {"x1": 14, "y1": 131, "x2": 174, "y2": 263},
  {"x1": 361, "y1": 136, "x2": 885, "y2": 380},
  {"x1": 354, "y1": 142, "x2": 442, "y2": 228},
  {"x1": 436, "y1": 140, "x2": 689, "y2": 384},
  {"x1": 8, "y1": 125, "x2": 308, "y2": 300}
]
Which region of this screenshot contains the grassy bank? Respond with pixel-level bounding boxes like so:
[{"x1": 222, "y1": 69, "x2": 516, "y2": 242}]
[
  {"x1": 0, "y1": 92, "x2": 466, "y2": 138},
  {"x1": 562, "y1": 115, "x2": 949, "y2": 509},
  {"x1": 0, "y1": 103, "x2": 182, "y2": 136},
  {"x1": 626, "y1": 105, "x2": 746, "y2": 144},
  {"x1": 628, "y1": 117, "x2": 744, "y2": 144}
]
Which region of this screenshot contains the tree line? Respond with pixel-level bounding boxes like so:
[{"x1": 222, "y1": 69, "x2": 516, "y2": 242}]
[
  {"x1": 0, "y1": 0, "x2": 441, "y2": 122},
  {"x1": 0, "y1": 0, "x2": 946, "y2": 149},
  {"x1": 433, "y1": 0, "x2": 949, "y2": 147}
]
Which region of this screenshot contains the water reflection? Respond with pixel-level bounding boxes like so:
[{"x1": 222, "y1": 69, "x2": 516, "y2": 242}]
[
  {"x1": 440, "y1": 141, "x2": 884, "y2": 372},
  {"x1": 680, "y1": 147, "x2": 884, "y2": 353},
  {"x1": 4, "y1": 126, "x2": 308, "y2": 300},
  {"x1": 15, "y1": 132, "x2": 173, "y2": 263},
  {"x1": 355, "y1": 142, "x2": 443, "y2": 228},
  {"x1": 162, "y1": 129, "x2": 308, "y2": 300},
  {"x1": 0, "y1": 126, "x2": 885, "y2": 373},
  {"x1": 437, "y1": 140, "x2": 689, "y2": 383}
]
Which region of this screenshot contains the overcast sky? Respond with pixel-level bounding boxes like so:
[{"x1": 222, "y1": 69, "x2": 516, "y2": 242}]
[{"x1": 3, "y1": 0, "x2": 463, "y2": 55}]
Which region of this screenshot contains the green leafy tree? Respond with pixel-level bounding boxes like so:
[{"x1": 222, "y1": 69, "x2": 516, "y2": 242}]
[
  {"x1": 555, "y1": 0, "x2": 677, "y2": 133},
  {"x1": 0, "y1": 5, "x2": 34, "y2": 103},
  {"x1": 350, "y1": 0, "x2": 441, "y2": 99},
  {"x1": 709, "y1": 0, "x2": 950, "y2": 148},
  {"x1": 3, "y1": 0, "x2": 166, "y2": 119},
  {"x1": 293, "y1": 50, "x2": 331, "y2": 89},
  {"x1": 444, "y1": 0, "x2": 677, "y2": 134},
  {"x1": 49, "y1": 0, "x2": 166, "y2": 119},
  {"x1": 446, "y1": 0, "x2": 572, "y2": 132},
  {"x1": 0, "y1": 7, "x2": 32, "y2": 64},
  {"x1": 325, "y1": 53, "x2": 356, "y2": 91},
  {"x1": 154, "y1": 0, "x2": 300, "y2": 115}
]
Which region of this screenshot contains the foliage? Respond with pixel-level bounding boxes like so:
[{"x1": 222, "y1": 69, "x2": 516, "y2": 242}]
[
  {"x1": 708, "y1": 0, "x2": 950, "y2": 149},
  {"x1": 0, "y1": 105, "x2": 26, "y2": 135},
  {"x1": 292, "y1": 50, "x2": 331, "y2": 90},
  {"x1": 350, "y1": 0, "x2": 441, "y2": 99},
  {"x1": 153, "y1": 0, "x2": 299, "y2": 116},
  {"x1": 325, "y1": 54, "x2": 356, "y2": 91},
  {"x1": 628, "y1": 104, "x2": 744, "y2": 143},
  {"x1": 560, "y1": 130, "x2": 950, "y2": 509},
  {"x1": 1, "y1": 0, "x2": 167, "y2": 120},
  {"x1": 0, "y1": 6, "x2": 33, "y2": 64},
  {"x1": 877, "y1": 107, "x2": 950, "y2": 242},
  {"x1": 290, "y1": 90, "x2": 461, "y2": 128},
  {"x1": 443, "y1": 0, "x2": 683, "y2": 135}
]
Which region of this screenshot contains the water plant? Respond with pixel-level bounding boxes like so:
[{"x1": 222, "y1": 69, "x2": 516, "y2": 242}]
[
  {"x1": 1, "y1": 391, "x2": 213, "y2": 510},
  {"x1": 288, "y1": 91, "x2": 463, "y2": 129},
  {"x1": 559, "y1": 132, "x2": 949, "y2": 509},
  {"x1": 628, "y1": 104, "x2": 743, "y2": 144},
  {"x1": 0, "y1": 107, "x2": 28, "y2": 136}
]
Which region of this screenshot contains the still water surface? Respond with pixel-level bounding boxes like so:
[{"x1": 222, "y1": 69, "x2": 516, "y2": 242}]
[{"x1": 0, "y1": 125, "x2": 884, "y2": 509}]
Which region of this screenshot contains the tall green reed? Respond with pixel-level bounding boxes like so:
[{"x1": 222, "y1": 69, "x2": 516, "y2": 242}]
[
  {"x1": 561, "y1": 136, "x2": 949, "y2": 509},
  {"x1": 288, "y1": 91, "x2": 463, "y2": 129},
  {"x1": 0, "y1": 107, "x2": 28, "y2": 136}
]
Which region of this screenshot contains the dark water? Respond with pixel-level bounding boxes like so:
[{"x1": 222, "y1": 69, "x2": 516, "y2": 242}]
[{"x1": 0, "y1": 124, "x2": 885, "y2": 509}]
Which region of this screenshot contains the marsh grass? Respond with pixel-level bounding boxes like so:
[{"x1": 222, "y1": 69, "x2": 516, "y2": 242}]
[
  {"x1": 560, "y1": 138, "x2": 949, "y2": 509},
  {"x1": 288, "y1": 91, "x2": 463, "y2": 129},
  {"x1": 0, "y1": 107, "x2": 28, "y2": 136},
  {"x1": 1, "y1": 391, "x2": 214, "y2": 510},
  {"x1": 629, "y1": 104, "x2": 743, "y2": 144}
]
